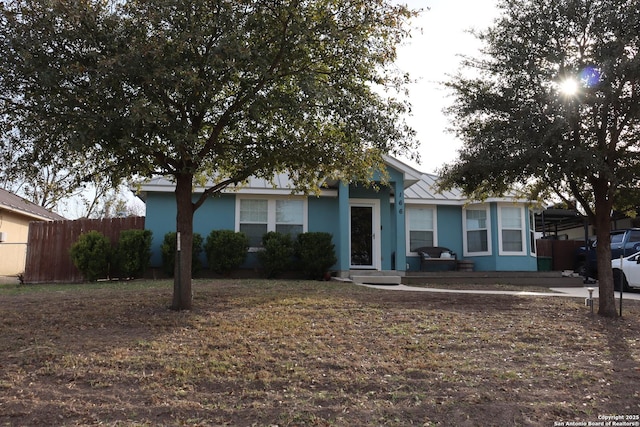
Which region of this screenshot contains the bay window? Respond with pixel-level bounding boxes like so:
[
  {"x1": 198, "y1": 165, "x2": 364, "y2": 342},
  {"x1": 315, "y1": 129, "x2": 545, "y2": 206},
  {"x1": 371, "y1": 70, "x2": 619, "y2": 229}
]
[
  {"x1": 499, "y1": 205, "x2": 525, "y2": 255},
  {"x1": 465, "y1": 206, "x2": 490, "y2": 255}
]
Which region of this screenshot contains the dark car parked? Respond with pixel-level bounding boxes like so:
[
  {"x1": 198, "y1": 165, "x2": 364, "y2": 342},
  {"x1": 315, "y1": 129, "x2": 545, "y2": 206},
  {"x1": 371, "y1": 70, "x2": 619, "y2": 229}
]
[{"x1": 575, "y1": 228, "x2": 640, "y2": 278}]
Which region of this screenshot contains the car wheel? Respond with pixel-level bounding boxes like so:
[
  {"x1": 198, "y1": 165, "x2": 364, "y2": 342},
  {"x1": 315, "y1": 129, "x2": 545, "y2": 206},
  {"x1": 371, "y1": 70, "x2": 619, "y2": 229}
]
[{"x1": 613, "y1": 269, "x2": 630, "y2": 292}]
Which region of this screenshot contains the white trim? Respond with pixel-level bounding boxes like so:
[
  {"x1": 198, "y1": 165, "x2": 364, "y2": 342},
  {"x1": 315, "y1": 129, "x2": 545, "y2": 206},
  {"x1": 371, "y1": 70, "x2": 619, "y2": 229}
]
[
  {"x1": 228, "y1": 188, "x2": 337, "y2": 196},
  {"x1": 462, "y1": 204, "x2": 492, "y2": 257},
  {"x1": 405, "y1": 205, "x2": 438, "y2": 255},
  {"x1": 529, "y1": 209, "x2": 537, "y2": 257},
  {"x1": 382, "y1": 154, "x2": 423, "y2": 188},
  {"x1": 138, "y1": 177, "x2": 337, "y2": 197},
  {"x1": 403, "y1": 197, "x2": 531, "y2": 206},
  {"x1": 405, "y1": 199, "x2": 462, "y2": 206},
  {"x1": 349, "y1": 199, "x2": 381, "y2": 270},
  {"x1": 0, "y1": 205, "x2": 61, "y2": 222},
  {"x1": 497, "y1": 204, "x2": 527, "y2": 256}
]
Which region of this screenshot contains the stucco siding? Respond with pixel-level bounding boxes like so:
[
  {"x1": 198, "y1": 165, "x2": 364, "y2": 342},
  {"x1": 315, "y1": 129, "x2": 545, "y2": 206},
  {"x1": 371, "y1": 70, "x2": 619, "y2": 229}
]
[
  {"x1": 308, "y1": 197, "x2": 339, "y2": 235},
  {"x1": 147, "y1": 192, "x2": 346, "y2": 270},
  {"x1": 145, "y1": 193, "x2": 176, "y2": 267},
  {"x1": 436, "y1": 205, "x2": 464, "y2": 255},
  {"x1": 307, "y1": 196, "x2": 340, "y2": 271},
  {"x1": 466, "y1": 203, "x2": 537, "y2": 272},
  {"x1": 405, "y1": 205, "x2": 465, "y2": 272},
  {"x1": 194, "y1": 194, "x2": 236, "y2": 268},
  {"x1": 466, "y1": 256, "x2": 498, "y2": 271},
  {"x1": 139, "y1": 157, "x2": 540, "y2": 274},
  {"x1": 0, "y1": 210, "x2": 31, "y2": 275},
  {"x1": 194, "y1": 194, "x2": 236, "y2": 235},
  {"x1": 405, "y1": 203, "x2": 537, "y2": 272},
  {"x1": 389, "y1": 203, "x2": 398, "y2": 269},
  {"x1": 494, "y1": 256, "x2": 537, "y2": 271},
  {"x1": 146, "y1": 193, "x2": 239, "y2": 268}
]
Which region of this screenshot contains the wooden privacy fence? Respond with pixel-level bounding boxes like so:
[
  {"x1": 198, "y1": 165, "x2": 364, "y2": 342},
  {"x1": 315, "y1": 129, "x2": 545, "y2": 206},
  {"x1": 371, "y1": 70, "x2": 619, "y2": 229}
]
[
  {"x1": 536, "y1": 239, "x2": 585, "y2": 271},
  {"x1": 24, "y1": 216, "x2": 145, "y2": 284}
]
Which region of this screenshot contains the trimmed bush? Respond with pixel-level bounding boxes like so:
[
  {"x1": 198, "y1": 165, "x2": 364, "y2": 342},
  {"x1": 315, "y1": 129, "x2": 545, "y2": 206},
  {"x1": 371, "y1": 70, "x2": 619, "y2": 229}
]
[
  {"x1": 257, "y1": 232, "x2": 294, "y2": 278},
  {"x1": 295, "y1": 232, "x2": 337, "y2": 280},
  {"x1": 161, "y1": 232, "x2": 204, "y2": 277},
  {"x1": 69, "y1": 230, "x2": 112, "y2": 281},
  {"x1": 116, "y1": 229, "x2": 152, "y2": 279},
  {"x1": 204, "y1": 230, "x2": 249, "y2": 275}
]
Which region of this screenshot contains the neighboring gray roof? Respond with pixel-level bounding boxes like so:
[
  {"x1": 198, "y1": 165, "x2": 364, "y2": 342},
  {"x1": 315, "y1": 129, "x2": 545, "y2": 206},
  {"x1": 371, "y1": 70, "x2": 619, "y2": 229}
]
[{"x1": 0, "y1": 187, "x2": 66, "y2": 221}]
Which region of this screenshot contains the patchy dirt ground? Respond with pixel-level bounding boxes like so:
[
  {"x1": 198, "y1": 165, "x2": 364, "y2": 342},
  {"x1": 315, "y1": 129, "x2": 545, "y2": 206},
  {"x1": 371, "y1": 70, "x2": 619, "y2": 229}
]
[{"x1": 1, "y1": 279, "x2": 639, "y2": 426}]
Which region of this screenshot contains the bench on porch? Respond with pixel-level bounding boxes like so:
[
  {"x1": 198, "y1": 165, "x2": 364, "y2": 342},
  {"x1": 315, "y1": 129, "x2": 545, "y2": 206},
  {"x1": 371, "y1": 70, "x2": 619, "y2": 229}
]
[{"x1": 415, "y1": 246, "x2": 458, "y2": 272}]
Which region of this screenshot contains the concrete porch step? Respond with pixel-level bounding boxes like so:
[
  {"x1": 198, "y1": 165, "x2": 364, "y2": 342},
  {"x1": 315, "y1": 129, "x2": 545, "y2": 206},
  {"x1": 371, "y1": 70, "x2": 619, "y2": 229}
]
[{"x1": 350, "y1": 275, "x2": 402, "y2": 285}]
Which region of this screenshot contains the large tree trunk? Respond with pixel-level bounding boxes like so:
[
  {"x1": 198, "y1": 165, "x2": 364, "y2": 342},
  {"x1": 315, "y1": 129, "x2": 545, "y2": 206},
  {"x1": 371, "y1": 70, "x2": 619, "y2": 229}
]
[
  {"x1": 171, "y1": 173, "x2": 195, "y2": 311},
  {"x1": 594, "y1": 183, "x2": 617, "y2": 317}
]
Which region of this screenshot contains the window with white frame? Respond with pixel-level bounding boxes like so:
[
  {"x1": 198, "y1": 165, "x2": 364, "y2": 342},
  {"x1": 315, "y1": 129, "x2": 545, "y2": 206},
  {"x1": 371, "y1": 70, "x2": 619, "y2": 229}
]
[
  {"x1": 407, "y1": 207, "x2": 436, "y2": 252},
  {"x1": 529, "y1": 209, "x2": 536, "y2": 255},
  {"x1": 238, "y1": 198, "x2": 305, "y2": 247},
  {"x1": 275, "y1": 199, "x2": 304, "y2": 236},
  {"x1": 239, "y1": 199, "x2": 268, "y2": 247},
  {"x1": 499, "y1": 205, "x2": 525, "y2": 254},
  {"x1": 465, "y1": 207, "x2": 489, "y2": 254}
]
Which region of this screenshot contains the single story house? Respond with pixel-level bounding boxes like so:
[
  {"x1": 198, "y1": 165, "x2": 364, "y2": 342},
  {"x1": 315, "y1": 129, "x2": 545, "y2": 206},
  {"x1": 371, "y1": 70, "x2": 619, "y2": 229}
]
[
  {"x1": 139, "y1": 156, "x2": 538, "y2": 276},
  {"x1": 0, "y1": 188, "x2": 66, "y2": 276}
]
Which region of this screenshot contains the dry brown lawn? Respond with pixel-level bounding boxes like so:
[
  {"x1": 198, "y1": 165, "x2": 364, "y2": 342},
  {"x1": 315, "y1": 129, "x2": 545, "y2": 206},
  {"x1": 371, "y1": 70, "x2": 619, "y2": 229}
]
[{"x1": 1, "y1": 279, "x2": 639, "y2": 426}]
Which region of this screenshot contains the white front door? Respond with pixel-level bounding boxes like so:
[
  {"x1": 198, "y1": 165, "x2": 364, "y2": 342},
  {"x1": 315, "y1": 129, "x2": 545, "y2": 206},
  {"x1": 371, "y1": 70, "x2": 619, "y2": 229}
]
[{"x1": 350, "y1": 200, "x2": 380, "y2": 269}]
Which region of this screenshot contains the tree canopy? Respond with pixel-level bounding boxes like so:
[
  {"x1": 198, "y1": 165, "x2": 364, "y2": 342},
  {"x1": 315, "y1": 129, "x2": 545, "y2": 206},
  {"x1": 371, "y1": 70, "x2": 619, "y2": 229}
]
[
  {"x1": 440, "y1": 0, "x2": 640, "y2": 317},
  {"x1": 0, "y1": 0, "x2": 419, "y2": 309}
]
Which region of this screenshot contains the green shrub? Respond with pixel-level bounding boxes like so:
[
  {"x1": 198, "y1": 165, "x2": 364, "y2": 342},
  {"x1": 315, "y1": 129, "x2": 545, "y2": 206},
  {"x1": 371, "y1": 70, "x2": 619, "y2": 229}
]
[
  {"x1": 257, "y1": 231, "x2": 294, "y2": 278},
  {"x1": 69, "y1": 230, "x2": 112, "y2": 282},
  {"x1": 161, "y1": 232, "x2": 203, "y2": 277},
  {"x1": 295, "y1": 232, "x2": 337, "y2": 280},
  {"x1": 116, "y1": 229, "x2": 152, "y2": 279},
  {"x1": 204, "y1": 230, "x2": 249, "y2": 274}
]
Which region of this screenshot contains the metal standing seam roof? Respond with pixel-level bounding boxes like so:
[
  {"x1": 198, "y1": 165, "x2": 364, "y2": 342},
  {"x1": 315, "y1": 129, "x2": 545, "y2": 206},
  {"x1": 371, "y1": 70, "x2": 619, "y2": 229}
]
[
  {"x1": 139, "y1": 172, "x2": 475, "y2": 203},
  {"x1": 0, "y1": 187, "x2": 66, "y2": 221},
  {"x1": 404, "y1": 172, "x2": 465, "y2": 203},
  {"x1": 137, "y1": 157, "x2": 527, "y2": 205},
  {"x1": 138, "y1": 156, "x2": 424, "y2": 196},
  {"x1": 404, "y1": 173, "x2": 529, "y2": 205},
  {"x1": 138, "y1": 173, "x2": 310, "y2": 197}
]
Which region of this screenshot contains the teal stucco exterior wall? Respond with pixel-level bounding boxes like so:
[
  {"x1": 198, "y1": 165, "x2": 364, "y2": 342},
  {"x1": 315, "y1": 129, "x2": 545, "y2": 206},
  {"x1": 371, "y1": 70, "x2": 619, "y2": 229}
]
[
  {"x1": 145, "y1": 192, "x2": 236, "y2": 268},
  {"x1": 405, "y1": 204, "x2": 464, "y2": 271},
  {"x1": 144, "y1": 192, "x2": 176, "y2": 268},
  {"x1": 405, "y1": 202, "x2": 537, "y2": 272},
  {"x1": 465, "y1": 203, "x2": 537, "y2": 271},
  {"x1": 436, "y1": 205, "x2": 463, "y2": 255},
  {"x1": 142, "y1": 181, "x2": 537, "y2": 273},
  {"x1": 145, "y1": 191, "x2": 346, "y2": 271}
]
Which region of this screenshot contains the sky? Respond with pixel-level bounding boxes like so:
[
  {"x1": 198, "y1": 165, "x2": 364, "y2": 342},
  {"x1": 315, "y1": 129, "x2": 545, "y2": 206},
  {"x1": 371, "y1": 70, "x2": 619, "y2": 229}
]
[{"x1": 393, "y1": 0, "x2": 500, "y2": 173}]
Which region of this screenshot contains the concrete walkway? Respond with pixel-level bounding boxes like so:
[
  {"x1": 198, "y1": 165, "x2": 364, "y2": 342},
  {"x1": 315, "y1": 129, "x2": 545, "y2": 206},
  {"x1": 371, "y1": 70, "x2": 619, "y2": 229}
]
[{"x1": 357, "y1": 283, "x2": 640, "y2": 301}]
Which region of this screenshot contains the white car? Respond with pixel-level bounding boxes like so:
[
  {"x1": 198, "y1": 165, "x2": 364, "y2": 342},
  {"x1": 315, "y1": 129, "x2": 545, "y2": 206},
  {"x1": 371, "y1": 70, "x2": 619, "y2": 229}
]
[{"x1": 611, "y1": 252, "x2": 640, "y2": 291}]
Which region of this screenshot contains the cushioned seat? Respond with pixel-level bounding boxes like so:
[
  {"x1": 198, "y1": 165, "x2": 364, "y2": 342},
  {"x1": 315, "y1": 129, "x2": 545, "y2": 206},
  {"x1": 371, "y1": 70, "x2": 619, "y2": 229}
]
[{"x1": 415, "y1": 246, "x2": 457, "y2": 271}]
